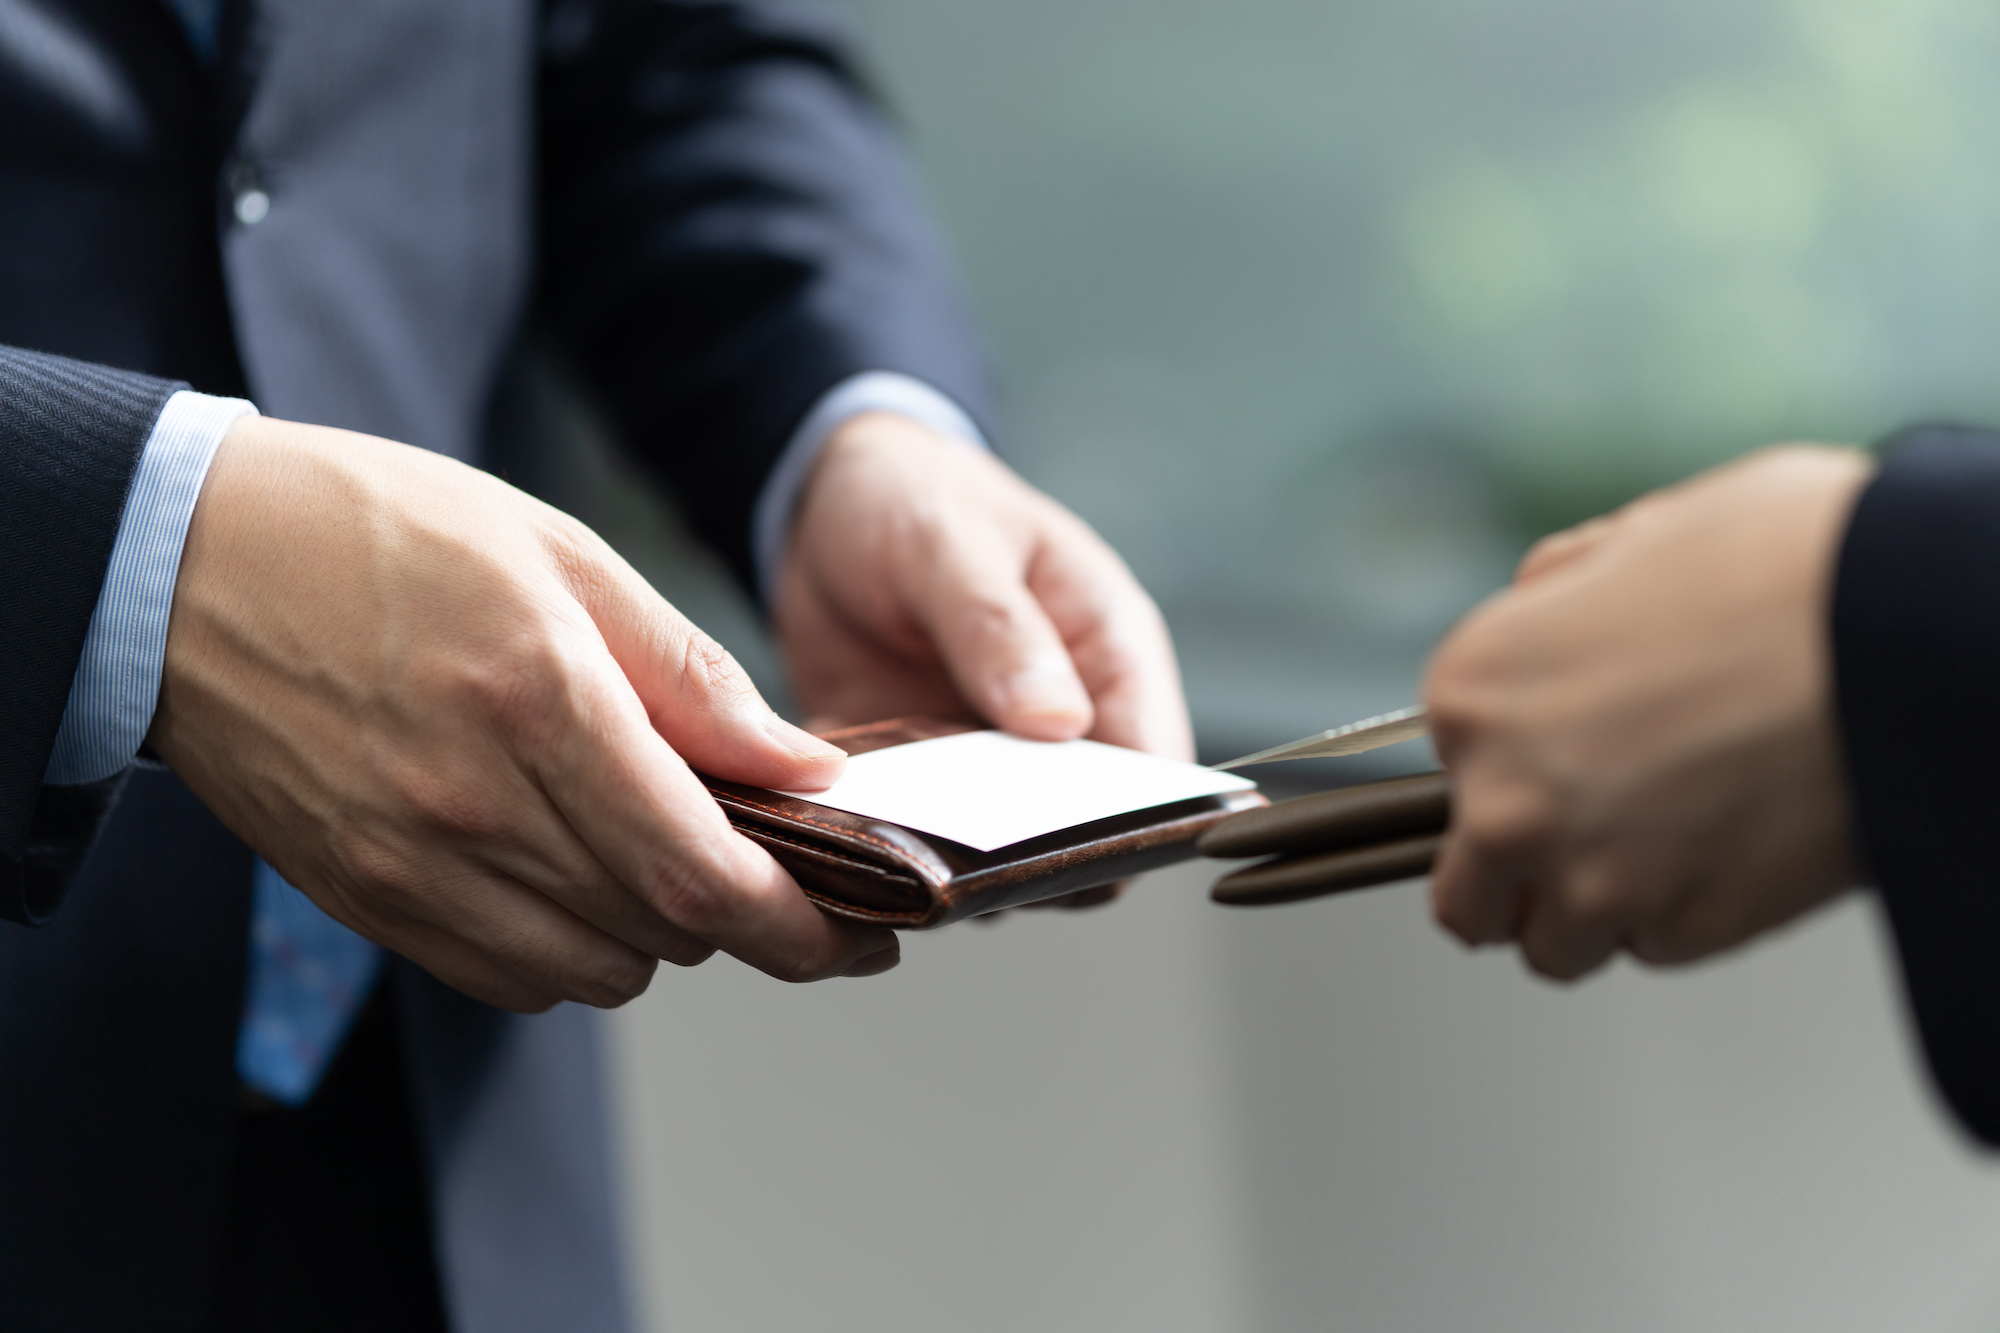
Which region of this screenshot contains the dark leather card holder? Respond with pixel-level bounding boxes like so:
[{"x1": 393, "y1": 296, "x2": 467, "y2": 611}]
[{"x1": 698, "y1": 718, "x2": 1269, "y2": 929}]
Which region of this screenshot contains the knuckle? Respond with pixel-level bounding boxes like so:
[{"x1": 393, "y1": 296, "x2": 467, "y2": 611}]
[
  {"x1": 675, "y1": 631, "x2": 757, "y2": 712},
  {"x1": 1427, "y1": 839, "x2": 1510, "y2": 945},
  {"x1": 639, "y1": 852, "x2": 731, "y2": 938},
  {"x1": 1425, "y1": 593, "x2": 1527, "y2": 696},
  {"x1": 1459, "y1": 796, "x2": 1554, "y2": 864},
  {"x1": 1557, "y1": 878, "x2": 1625, "y2": 933},
  {"x1": 1519, "y1": 531, "x2": 1567, "y2": 567},
  {"x1": 645, "y1": 857, "x2": 827, "y2": 981},
  {"x1": 487, "y1": 920, "x2": 562, "y2": 979},
  {"x1": 335, "y1": 836, "x2": 424, "y2": 907},
  {"x1": 544, "y1": 508, "x2": 604, "y2": 555},
  {"x1": 1424, "y1": 643, "x2": 1479, "y2": 709},
  {"x1": 541, "y1": 516, "x2": 624, "y2": 591},
  {"x1": 485, "y1": 925, "x2": 651, "y2": 1010},
  {"x1": 591, "y1": 954, "x2": 659, "y2": 1008},
  {"x1": 459, "y1": 640, "x2": 575, "y2": 735},
  {"x1": 389, "y1": 762, "x2": 511, "y2": 844},
  {"x1": 1422, "y1": 676, "x2": 1492, "y2": 760},
  {"x1": 948, "y1": 589, "x2": 1028, "y2": 643}
]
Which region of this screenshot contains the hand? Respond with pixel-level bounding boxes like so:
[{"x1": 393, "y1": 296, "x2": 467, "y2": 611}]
[
  {"x1": 1422, "y1": 445, "x2": 1875, "y2": 980},
  {"x1": 149, "y1": 416, "x2": 900, "y2": 1013},
  {"x1": 775, "y1": 413, "x2": 1192, "y2": 757},
  {"x1": 773, "y1": 413, "x2": 1193, "y2": 906}
]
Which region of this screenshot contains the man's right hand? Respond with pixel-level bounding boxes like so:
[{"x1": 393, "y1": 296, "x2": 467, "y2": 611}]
[{"x1": 147, "y1": 415, "x2": 900, "y2": 1013}]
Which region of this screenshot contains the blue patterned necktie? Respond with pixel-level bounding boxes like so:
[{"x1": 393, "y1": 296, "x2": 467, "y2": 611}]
[{"x1": 236, "y1": 861, "x2": 385, "y2": 1105}]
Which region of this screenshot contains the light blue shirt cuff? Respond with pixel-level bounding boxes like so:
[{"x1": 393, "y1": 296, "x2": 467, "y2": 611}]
[
  {"x1": 44, "y1": 390, "x2": 258, "y2": 785},
  {"x1": 750, "y1": 371, "x2": 988, "y2": 605}
]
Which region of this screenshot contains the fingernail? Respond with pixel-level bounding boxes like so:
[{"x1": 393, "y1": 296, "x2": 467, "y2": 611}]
[
  {"x1": 766, "y1": 714, "x2": 846, "y2": 763},
  {"x1": 1000, "y1": 662, "x2": 1088, "y2": 723},
  {"x1": 842, "y1": 947, "x2": 901, "y2": 978}
]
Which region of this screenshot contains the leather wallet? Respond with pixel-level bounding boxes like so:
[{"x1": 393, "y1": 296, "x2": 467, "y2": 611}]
[{"x1": 698, "y1": 718, "x2": 1270, "y2": 929}]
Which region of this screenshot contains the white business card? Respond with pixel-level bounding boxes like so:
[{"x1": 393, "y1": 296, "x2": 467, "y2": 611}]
[{"x1": 779, "y1": 730, "x2": 1256, "y2": 852}]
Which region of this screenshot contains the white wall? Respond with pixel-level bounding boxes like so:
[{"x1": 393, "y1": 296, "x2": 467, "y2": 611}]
[{"x1": 610, "y1": 862, "x2": 2000, "y2": 1333}]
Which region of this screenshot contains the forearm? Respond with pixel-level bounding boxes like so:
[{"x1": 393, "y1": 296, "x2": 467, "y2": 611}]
[
  {"x1": 0, "y1": 346, "x2": 196, "y2": 922},
  {"x1": 751, "y1": 371, "x2": 988, "y2": 604},
  {"x1": 536, "y1": 0, "x2": 993, "y2": 592}
]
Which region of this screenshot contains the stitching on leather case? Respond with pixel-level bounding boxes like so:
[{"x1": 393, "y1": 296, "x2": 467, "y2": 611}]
[
  {"x1": 798, "y1": 891, "x2": 920, "y2": 924},
  {"x1": 719, "y1": 791, "x2": 921, "y2": 865},
  {"x1": 728, "y1": 813, "x2": 933, "y2": 922},
  {"x1": 740, "y1": 826, "x2": 923, "y2": 887}
]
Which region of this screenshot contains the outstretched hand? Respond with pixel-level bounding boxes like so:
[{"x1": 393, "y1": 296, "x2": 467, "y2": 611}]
[
  {"x1": 773, "y1": 413, "x2": 1194, "y2": 909},
  {"x1": 774, "y1": 413, "x2": 1193, "y2": 761},
  {"x1": 150, "y1": 415, "x2": 901, "y2": 1013},
  {"x1": 1423, "y1": 446, "x2": 1874, "y2": 980}
]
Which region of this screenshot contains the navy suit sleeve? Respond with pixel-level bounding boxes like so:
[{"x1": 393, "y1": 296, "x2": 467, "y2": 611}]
[
  {"x1": 535, "y1": 0, "x2": 994, "y2": 595},
  {"x1": 1832, "y1": 425, "x2": 2000, "y2": 1145},
  {"x1": 0, "y1": 345, "x2": 180, "y2": 926}
]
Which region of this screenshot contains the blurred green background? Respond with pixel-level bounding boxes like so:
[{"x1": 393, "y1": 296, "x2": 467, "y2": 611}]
[
  {"x1": 519, "y1": 0, "x2": 2000, "y2": 759},
  {"x1": 834, "y1": 0, "x2": 2000, "y2": 755}
]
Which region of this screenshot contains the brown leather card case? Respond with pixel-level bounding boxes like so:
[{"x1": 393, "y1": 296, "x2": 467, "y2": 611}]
[
  {"x1": 1200, "y1": 770, "x2": 1450, "y2": 907},
  {"x1": 698, "y1": 718, "x2": 1269, "y2": 929}
]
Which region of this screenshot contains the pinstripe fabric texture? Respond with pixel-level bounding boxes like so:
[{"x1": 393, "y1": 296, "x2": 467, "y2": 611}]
[
  {"x1": 44, "y1": 391, "x2": 253, "y2": 785},
  {"x1": 0, "y1": 346, "x2": 178, "y2": 924}
]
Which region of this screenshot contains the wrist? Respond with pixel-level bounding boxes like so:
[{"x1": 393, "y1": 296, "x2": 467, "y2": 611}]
[
  {"x1": 46, "y1": 389, "x2": 253, "y2": 785},
  {"x1": 753, "y1": 374, "x2": 989, "y2": 606}
]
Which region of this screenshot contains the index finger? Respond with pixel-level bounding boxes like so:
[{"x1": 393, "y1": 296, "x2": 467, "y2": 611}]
[
  {"x1": 533, "y1": 656, "x2": 898, "y2": 983},
  {"x1": 1427, "y1": 816, "x2": 1533, "y2": 948},
  {"x1": 1029, "y1": 516, "x2": 1194, "y2": 761}
]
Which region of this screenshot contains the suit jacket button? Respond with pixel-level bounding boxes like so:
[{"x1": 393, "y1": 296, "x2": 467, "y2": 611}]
[{"x1": 234, "y1": 187, "x2": 271, "y2": 225}]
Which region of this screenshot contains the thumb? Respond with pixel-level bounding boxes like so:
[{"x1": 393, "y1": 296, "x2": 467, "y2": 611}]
[
  {"x1": 920, "y1": 538, "x2": 1095, "y2": 741},
  {"x1": 568, "y1": 540, "x2": 846, "y2": 791}
]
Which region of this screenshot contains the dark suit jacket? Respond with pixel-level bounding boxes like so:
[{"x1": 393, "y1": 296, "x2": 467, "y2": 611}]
[
  {"x1": 0, "y1": 1, "x2": 987, "y2": 1328},
  {"x1": 1835, "y1": 426, "x2": 2000, "y2": 1149}
]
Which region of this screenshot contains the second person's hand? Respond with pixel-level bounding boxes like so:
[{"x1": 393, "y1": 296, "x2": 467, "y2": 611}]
[{"x1": 1422, "y1": 445, "x2": 1873, "y2": 980}]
